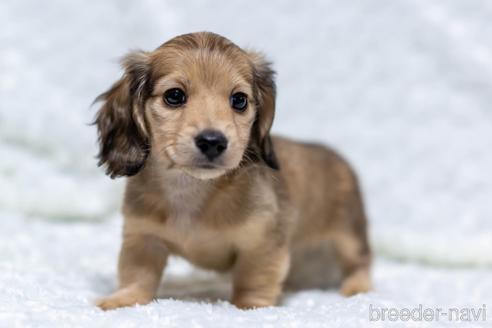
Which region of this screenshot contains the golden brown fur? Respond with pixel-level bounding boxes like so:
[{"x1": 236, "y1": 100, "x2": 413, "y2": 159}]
[{"x1": 94, "y1": 32, "x2": 371, "y2": 310}]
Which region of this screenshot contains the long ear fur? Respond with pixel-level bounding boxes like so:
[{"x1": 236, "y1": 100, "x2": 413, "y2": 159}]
[
  {"x1": 248, "y1": 51, "x2": 279, "y2": 170},
  {"x1": 94, "y1": 51, "x2": 151, "y2": 178}
]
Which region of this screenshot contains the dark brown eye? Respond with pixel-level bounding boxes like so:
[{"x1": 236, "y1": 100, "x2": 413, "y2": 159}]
[
  {"x1": 230, "y1": 92, "x2": 248, "y2": 112},
  {"x1": 163, "y1": 88, "x2": 186, "y2": 107}
]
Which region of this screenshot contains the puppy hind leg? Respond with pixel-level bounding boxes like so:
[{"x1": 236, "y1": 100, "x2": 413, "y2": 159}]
[{"x1": 332, "y1": 230, "x2": 372, "y2": 297}]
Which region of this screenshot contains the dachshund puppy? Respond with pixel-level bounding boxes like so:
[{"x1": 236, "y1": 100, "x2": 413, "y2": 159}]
[{"x1": 94, "y1": 32, "x2": 371, "y2": 310}]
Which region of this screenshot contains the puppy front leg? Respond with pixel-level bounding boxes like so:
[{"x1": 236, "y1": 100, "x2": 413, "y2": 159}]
[
  {"x1": 97, "y1": 233, "x2": 168, "y2": 310},
  {"x1": 232, "y1": 246, "x2": 290, "y2": 309}
]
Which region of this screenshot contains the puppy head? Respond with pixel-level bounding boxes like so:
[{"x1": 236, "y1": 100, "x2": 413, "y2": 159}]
[{"x1": 95, "y1": 32, "x2": 278, "y2": 179}]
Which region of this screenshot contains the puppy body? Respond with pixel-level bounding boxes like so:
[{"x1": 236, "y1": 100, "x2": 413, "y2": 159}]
[{"x1": 95, "y1": 32, "x2": 371, "y2": 310}]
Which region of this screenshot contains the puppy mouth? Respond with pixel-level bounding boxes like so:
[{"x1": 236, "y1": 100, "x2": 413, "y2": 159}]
[
  {"x1": 193, "y1": 159, "x2": 228, "y2": 170},
  {"x1": 179, "y1": 157, "x2": 228, "y2": 171},
  {"x1": 165, "y1": 146, "x2": 236, "y2": 176},
  {"x1": 179, "y1": 161, "x2": 229, "y2": 180},
  {"x1": 197, "y1": 163, "x2": 219, "y2": 170},
  {"x1": 166, "y1": 147, "x2": 225, "y2": 170}
]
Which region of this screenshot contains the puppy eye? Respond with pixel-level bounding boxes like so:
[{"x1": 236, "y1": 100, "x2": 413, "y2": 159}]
[
  {"x1": 163, "y1": 88, "x2": 186, "y2": 107},
  {"x1": 230, "y1": 92, "x2": 248, "y2": 112}
]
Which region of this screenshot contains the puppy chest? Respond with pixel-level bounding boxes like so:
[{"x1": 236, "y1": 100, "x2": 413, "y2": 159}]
[{"x1": 163, "y1": 222, "x2": 237, "y2": 271}]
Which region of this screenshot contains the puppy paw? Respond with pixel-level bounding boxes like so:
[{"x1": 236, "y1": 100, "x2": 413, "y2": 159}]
[
  {"x1": 339, "y1": 268, "x2": 371, "y2": 297},
  {"x1": 232, "y1": 295, "x2": 276, "y2": 310},
  {"x1": 96, "y1": 287, "x2": 153, "y2": 311}
]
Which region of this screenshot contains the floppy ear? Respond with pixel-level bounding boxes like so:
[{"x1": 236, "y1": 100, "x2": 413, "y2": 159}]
[
  {"x1": 248, "y1": 51, "x2": 279, "y2": 170},
  {"x1": 94, "y1": 51, "x2": 152, "y2": 178}
]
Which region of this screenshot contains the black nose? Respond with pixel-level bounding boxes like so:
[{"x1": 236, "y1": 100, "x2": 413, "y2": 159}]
[{"x1": 194, "y1": 130, "x2": 228, "y2": 161}]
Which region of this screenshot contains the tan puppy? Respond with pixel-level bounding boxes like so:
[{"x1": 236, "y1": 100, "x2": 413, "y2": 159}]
[{"x1": 94, "y1": 32, "x2": 371, "y2": 310}]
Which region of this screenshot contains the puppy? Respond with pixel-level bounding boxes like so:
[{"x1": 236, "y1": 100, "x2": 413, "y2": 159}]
[{"x1": 94, "y1": 32, "x2": 371, "y2": 310}]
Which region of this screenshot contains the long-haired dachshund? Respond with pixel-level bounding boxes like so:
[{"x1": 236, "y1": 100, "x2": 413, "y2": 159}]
[{"x1": 94, "y1": 32, "x2": 371, "y2": 310}]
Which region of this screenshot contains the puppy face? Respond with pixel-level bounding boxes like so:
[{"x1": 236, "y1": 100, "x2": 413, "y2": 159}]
[
  {"x1": 148, "y1": 39, "x2": 256, "y2": 179},
  {"x1": 95, "y1": 32, "x2": 278, "y2": 179}
]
